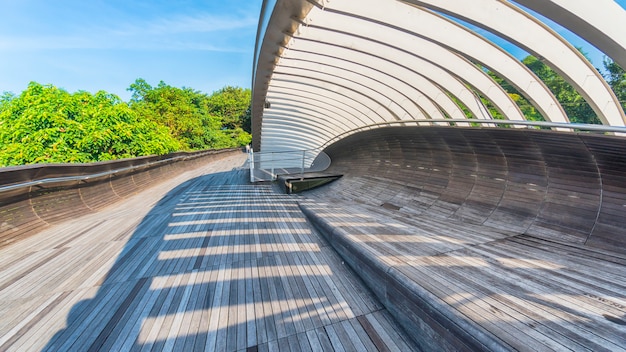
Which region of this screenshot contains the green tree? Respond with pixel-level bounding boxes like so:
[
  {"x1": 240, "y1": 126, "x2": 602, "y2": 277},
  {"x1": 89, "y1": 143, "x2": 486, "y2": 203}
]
[
  {"x1": 522, "y1": 55, "x2": 600, "y2": 124},
  {"x1": 128, "y1": 79, "x2": 251, "y2": 150},
  {"x1": 0, "y1": 82, "x2": 180, "y2": 167},
  {"x1": 603, "y1": 57, "x2": 626, "y2": 111},
  {"x1": 206, "y1": 86, "x2": 251, "y2": 130},
  {"x1": 487, "y1": 70, "x2": 544, "y2": 121}
]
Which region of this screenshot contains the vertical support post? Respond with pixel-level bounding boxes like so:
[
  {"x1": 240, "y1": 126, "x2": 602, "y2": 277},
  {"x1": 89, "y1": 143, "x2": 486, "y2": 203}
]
[
  {"x1": 249, "y1": 148, "x2": 255, "y2": 183},
  {"x1": 301, "y1": 150, "x2": 306, "y2": 176},
  {"x1": 270, "y1": 152, "x2": 275, "y2": 180}
]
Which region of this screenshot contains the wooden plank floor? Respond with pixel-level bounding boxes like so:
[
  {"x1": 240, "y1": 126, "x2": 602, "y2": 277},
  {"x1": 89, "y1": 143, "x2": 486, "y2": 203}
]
[
  {"x1": 299, "y1": 198, "x2": 626, "y2": 351},
  {"x1": 0, "y1": 153, "x2": 418, "y2": 352}
]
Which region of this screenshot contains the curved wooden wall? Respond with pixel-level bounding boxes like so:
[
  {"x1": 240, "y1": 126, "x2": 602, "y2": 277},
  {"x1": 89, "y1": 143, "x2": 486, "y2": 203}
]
[
  {"x1": 314, "y1": 127, "x2": 626, "y2": 254},
  {"x1": 0, "y1": 149, "x2": 241, "y2": 248}
]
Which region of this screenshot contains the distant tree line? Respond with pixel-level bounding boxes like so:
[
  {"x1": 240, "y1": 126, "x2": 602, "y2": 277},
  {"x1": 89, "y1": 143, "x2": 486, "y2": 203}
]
[{"x1": 0, "y1": 80, "x2": 251, "y2": 167}]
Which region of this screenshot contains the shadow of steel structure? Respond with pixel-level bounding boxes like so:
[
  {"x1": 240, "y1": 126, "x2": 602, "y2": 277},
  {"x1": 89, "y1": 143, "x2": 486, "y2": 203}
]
[{"x1": 0, "y1": 154, "x2": 418, "y2": 351}]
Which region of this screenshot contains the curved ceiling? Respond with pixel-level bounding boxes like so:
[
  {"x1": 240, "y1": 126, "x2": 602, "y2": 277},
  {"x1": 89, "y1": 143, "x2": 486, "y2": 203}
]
[{"x1": 252, "y1": 0, "x2": 626, "y2": 152}]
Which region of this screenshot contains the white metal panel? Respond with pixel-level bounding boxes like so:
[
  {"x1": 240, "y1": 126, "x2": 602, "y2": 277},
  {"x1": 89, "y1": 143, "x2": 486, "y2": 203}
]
[
  {"x1": 298, "y1": 7, "x2": 525, "y2": 121},
  {"x1": 338, "y1": 0, "x2": 569, "y2": 123},
  {"x1": 269, "y1": 74, "x2": 389, "y2": 123},
  {"x1": 251, "y1": 0, "x2": 626, "y2": 152},
  {"x1": 279, "y1": 55, "x2": 442, "y2": 120},
  {"x1": 292, "y1": 25, "x2": 493, "y2": 121},
  {"x1": 268, "y1": 81, "x2": 377, "y2": 126},
  {"x1": 284, "y1": 42, "x2": 466, "y2": 119},
  {"x1": 276, "y1": 59, "x2": 428, "y2": 120},
  {"x1": 262, "y1": 117, "x2": 335, "y2": 137},
  {"x1": 267, "y1": 89, "x2": 364, "y2": 129},
  {"x1": 267, "y1": 92, "x2": 361, "y2": 130},
  {"x1": 264, "y1": 107, "x2": 346, "y2": 136}
]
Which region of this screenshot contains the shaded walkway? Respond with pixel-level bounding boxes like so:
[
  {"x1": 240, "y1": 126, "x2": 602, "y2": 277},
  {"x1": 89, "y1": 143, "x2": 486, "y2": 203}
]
[{"x1": 0, "y1": 154, "x2": 416, "y2": 351}]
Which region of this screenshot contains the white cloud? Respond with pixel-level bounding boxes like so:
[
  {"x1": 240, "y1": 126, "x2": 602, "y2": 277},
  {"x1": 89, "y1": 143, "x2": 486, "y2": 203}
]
[
  {"x1": 0, "y1": 12, "x2": 257, "y2": 52},
  {"x1": 138, "y1": 13, "x2": 259, "y2": 35}
]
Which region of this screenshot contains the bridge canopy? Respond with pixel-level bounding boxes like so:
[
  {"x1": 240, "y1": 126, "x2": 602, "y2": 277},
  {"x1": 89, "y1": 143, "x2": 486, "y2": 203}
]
[{"x1": 251, "y1": 0, "x2": 626, "y2": 152}]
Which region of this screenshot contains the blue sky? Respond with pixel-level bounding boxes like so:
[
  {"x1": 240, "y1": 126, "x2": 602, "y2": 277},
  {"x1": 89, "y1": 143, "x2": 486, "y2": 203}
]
[
  {"x1": 1, "y1": 1, "x2": 624, "y2": 102},
  {"x1": 0, "y1": 0, "x2": 263, "y2": 101}
]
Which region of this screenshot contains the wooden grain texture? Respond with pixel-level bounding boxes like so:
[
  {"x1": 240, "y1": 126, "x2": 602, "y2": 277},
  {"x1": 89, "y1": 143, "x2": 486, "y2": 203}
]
[
  {"x1": 299, "y1": 126, "x2": 626, "y2": 351},
  {"x1": 300, "y1": 198, "x2": 626, "y2": 351},
  {"x1": 0, "y1": 153, "x2": 416, "y2": 352},
  {"x1": 311, "y1": 127, "x2": 626, "y2": 254}
]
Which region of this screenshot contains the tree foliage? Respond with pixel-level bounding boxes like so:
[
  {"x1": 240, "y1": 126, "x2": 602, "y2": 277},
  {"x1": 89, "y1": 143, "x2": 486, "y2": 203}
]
[
  {"x1": 0, "y1": 80, "x2": 252, "y2": 167},
  {"x1": 483, "y1": 52, "x2": 626, "y2": 125},
  {"x1": 603, "y1": 57, "x2": 626, "y2": 111},
  {"x1": 128, "y1": 79, "x2": 251, "y2": 150},
  {"x1": 521, "y1": 55, "x2": 600, "y2": 124},
  {"x1": 0, "y1": 82, "x2": 181, "y2": 166},
  {"x1": 487, "y1": 71, "x2": 544, "y2": 122},
  {"x1": 206, "y1": 86, "x2": 252, "y2": 131}
]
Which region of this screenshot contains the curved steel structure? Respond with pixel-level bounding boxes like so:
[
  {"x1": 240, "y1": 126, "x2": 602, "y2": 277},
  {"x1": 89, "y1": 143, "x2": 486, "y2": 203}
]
[{"x1": 252, "y1": 0, "x2": 626, "y2": 152}]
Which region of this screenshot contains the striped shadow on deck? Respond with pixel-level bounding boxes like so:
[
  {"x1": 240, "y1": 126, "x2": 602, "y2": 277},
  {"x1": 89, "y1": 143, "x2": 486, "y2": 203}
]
[{"x1": 0, "y1": 160, "x2": 417, "y2": 351}]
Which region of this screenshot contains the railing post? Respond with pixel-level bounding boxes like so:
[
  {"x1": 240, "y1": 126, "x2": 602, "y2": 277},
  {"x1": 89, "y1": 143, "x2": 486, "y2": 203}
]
[
  {"x1": 270, "y1": 152, "x2": 275, "y2": 180},
  {"x1": 249, "y1": 148, "x2": 255, "y2": 183}
]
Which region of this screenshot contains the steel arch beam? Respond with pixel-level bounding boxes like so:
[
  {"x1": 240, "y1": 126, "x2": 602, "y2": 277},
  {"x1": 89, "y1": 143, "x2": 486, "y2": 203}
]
[
  {"x1": 268, "y1": 80, "x2": 379, "y2": 126},
  {"x1": 291, "y1": 26, "x2": 494, "y2": 121},
  {"x1": 265, "y1": 107, "x2": 346, "y2": 136},
  {"x1": 278, "y1": 55, "x2": 444, "y2": 119},
  {"x1": 267, "y1": 93, "x2": 360, "y2": 131},
  {"x1": 251, "y1": 0, "x2": 626, "y2": 151},
  {"x1": 274, "y1": 65, "x2": 418, "y2": 121},
  {"x1": 270, "y1": 73, "x2": 393, "y2": 122},
  {"x1": 514, "y1": 0, "x2": 626, "y2": 71},
  {"x1": 325, "y1": 0, "x2": 569, "y2": 124},
  {"x1": 300, "y1": 6, "x2": 526, "y2": 121},
  {"x1": 284, "y1": 41, "x2": 466, "y2": 119},
  {"x1": 267, "y1": 89, "x2": 364, "y2": 129},
  {"x1": 401, "y1": 0, "x2": 625, "y2": 126}
]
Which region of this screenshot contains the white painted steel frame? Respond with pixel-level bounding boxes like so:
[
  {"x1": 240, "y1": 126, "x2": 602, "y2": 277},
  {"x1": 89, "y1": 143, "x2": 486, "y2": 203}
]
[
  {"x1": 252, "y1": 0, "x2": 626, "y2": 152},
  {"x1": 283, "y1": 41, "x2": 467, "y2": 118},
  {"x1": 402, "y1": 0, "x2": 625, "y2": 126},
  {"x1": 515, "y1": 0, "x2": 626, "y2": 71},
  {"x1": 295, "y1": 13, "x2": 520, "y2": 119}
]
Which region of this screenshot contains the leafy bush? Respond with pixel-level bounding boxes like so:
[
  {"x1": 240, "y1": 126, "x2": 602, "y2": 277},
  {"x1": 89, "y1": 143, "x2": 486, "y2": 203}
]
[
  {"x1": 0, "y1": 82, "x2": 181, "y2": 166},
  {"x1": 127, "y1": 79, "x2": 251, "y2": 150},
  {"x1": 0, "y1": 80, "x2": 252, "y2": 167}
]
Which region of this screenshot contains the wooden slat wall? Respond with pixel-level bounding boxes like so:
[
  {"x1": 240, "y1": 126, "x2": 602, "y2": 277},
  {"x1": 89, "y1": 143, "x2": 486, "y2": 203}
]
[
  {"x1": 300, "y1": 198, "x2": 626, "y2": 351},
  {"x1": 300, "y1": 126, "x2": 626, "y2": 350},
  {"x1": 312, "y1": 126, "x2": 626, "y2": 254},
  {"x1": 0, "y1": 150, "x2": 241, "y2": 249}
]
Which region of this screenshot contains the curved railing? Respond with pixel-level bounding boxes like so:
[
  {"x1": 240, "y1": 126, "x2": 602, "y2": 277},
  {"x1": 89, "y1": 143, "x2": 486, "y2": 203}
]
[
  {"x1": 0, "y1": 148, "x2": 242, "y2": 248},
  {"x1": 249, "y1": 148, "x2": 332, "y2": 182},
  {"x1": 320, "y1": 119, "x2": 626, "y2": 149},
  {"x1": 0, "y1": 149, "x2": 241, "y2": 202}
]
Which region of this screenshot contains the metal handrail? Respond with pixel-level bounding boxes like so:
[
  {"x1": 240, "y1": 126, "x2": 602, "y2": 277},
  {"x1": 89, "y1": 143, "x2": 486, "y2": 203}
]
[
  {"x1": 0, "y1": 149, "x2": 234, "y2": 195},
  {"x1": 320, "y1": 119, "x2": 626, "y2": 148},
  {"x1": 249, "y1": 148, "x2": 331, "y2": 182}
]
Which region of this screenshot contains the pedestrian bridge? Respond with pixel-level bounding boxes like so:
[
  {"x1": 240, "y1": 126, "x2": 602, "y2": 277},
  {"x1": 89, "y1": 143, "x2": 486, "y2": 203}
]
[
  {"x1": 2, "y1": 0, "x2": 626, "y2": 351},
  {"x1": 249, "y1": 1, "x2": 626, "y2": 348}
]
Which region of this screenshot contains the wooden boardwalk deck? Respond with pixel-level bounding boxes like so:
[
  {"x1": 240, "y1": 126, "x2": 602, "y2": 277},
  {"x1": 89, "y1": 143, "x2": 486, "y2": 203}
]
[
  {"x1": 300, "y1": 198, "x2": 626, "y2": 351},
  {"x1": 0, "y1": 154, "x2": 417, "y2": 352}
]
